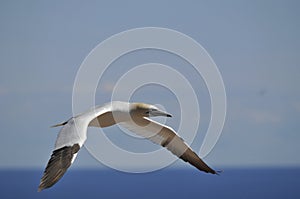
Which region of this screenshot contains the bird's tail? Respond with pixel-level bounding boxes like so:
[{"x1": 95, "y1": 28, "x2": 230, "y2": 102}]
[{"x1": 50, "y1": 121, "x2": 67, "y2": 128}]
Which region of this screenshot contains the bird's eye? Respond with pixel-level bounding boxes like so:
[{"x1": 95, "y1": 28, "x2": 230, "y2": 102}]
[{"x1": 146, "y1": 108, "x2": 157, "y2": 114}]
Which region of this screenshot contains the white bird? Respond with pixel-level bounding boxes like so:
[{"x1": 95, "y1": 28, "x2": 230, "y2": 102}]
[{"x1": 38, "y1": 101, "x2": 218, "y2": 191}]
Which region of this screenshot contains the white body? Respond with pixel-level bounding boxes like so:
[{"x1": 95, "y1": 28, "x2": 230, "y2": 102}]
[{"x1": 38, "y1": 101, "x2": 217, "y2": 191}]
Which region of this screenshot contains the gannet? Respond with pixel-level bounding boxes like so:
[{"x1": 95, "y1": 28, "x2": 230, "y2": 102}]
[{"x1": 38, "y1": 101, "x2": 218, "y2": 191}]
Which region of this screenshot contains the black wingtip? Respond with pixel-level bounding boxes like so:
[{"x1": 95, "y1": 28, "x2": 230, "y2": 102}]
[
  {"x1": 38, "y1": 144, "x2": 80, "y2": 191},
  {"x1": 37, "y1": 183, "x2": 45, "y2": 192}
]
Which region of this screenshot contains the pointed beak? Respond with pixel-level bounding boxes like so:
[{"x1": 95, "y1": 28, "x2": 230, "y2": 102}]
[{"x1": 150, "y1": 110, "x2": 172, "y2": 117}]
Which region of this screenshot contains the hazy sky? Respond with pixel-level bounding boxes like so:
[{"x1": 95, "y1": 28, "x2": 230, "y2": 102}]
[{"x1": 0, "y1": 0, "x2": 299, "y2": 169}]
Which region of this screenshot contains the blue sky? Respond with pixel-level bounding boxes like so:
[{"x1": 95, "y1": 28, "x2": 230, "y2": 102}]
[{"x1": 0, "y1": 0, "x2": 299, "y2": 169}]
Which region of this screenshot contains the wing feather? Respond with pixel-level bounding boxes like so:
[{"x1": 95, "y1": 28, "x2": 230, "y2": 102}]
[
  {"x1": 38, "y1": 144, "x2": 80, "y2": 191},
  {"x1": 120, "y1": 117, "x2": 217, "y2": 174},
  {"x1": 39, "y1": 103, "x2": 115, "y2": 191}
]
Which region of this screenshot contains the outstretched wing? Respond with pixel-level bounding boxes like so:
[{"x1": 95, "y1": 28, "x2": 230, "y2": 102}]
[
  {"x1": 38, "y1": 144, "x2": 80, "y2": 191},
  {"x1": 38, "y1": 117, "x2": 87, "y2": 192},
  {"x1": 39, "y1": 103, "x2": 115, "y2": 191},
  {"x1": 120, "y1": 117, "x2": 217, "y2": 174}
]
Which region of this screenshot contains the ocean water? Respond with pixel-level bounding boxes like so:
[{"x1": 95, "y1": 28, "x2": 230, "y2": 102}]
[{"x1": 0, "y1": 168, "x2": 299, "y2": 199}]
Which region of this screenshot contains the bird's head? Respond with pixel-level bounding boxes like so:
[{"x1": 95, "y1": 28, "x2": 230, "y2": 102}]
[{"x1": 130, "y1": 103, "x2": 172, "y2": 118}]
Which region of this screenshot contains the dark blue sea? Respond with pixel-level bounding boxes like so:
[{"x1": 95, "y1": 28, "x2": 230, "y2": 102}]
[{"x1": 1, "y1": 168, "x2": 299, "y2": 199}]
